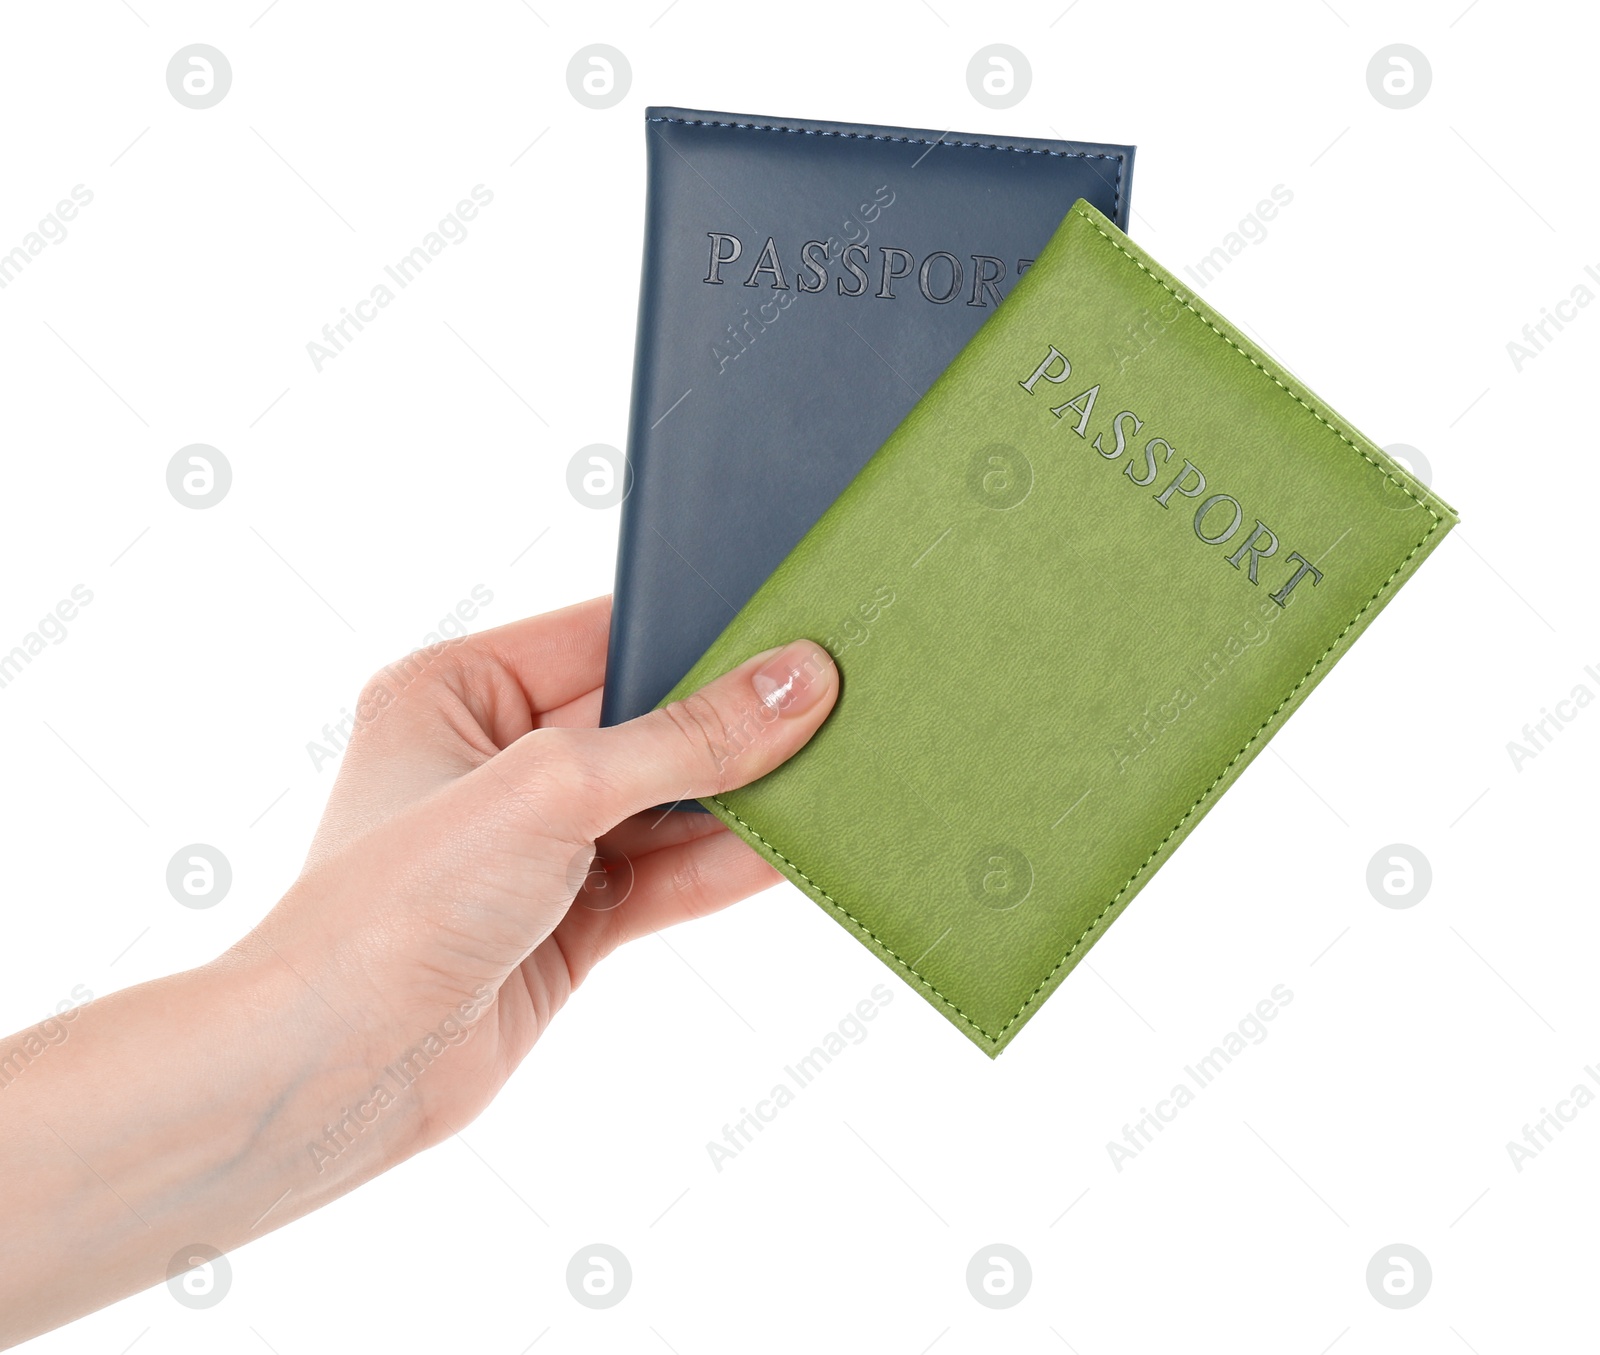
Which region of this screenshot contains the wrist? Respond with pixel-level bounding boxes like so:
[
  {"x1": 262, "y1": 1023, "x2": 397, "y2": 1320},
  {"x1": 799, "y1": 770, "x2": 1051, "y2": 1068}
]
[{"x1": 209, "y1": 923, "x2": 434, "y2": 1187}]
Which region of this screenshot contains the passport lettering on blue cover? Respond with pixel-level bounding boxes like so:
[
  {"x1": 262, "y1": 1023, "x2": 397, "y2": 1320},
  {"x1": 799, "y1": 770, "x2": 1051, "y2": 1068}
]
[{"x1": 601, "y1": 107, "x2": 1136, "y2": 776}]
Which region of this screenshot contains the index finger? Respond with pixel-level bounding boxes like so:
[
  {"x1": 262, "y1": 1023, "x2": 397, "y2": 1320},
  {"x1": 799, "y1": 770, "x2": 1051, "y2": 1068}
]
[{"x1": 441, "y1": 594, "x2": 613, "y2": 741}]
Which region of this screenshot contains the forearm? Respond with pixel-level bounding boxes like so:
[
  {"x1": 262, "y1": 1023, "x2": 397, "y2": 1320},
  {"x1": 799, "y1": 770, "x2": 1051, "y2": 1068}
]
[{"x1": 0, "y1": 946, "x2": 418, "y2": 1347}]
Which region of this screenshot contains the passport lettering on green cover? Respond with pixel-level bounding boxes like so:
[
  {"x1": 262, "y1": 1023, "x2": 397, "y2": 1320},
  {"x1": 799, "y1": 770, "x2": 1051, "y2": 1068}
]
[{"x1": 664, "y1": 199, "x2": 1458, "y2": 1056}]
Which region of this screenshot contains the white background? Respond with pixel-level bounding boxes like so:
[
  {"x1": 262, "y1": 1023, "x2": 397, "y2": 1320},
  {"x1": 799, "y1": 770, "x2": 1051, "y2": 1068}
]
[{"x1": 2, "y1": 1, "x2": 1594, "y2": 1350}]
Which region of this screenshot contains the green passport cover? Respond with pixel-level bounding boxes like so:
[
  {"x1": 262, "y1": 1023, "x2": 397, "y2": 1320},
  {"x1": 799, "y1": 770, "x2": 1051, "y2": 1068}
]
[{"x1": 662, "y1": 199, "x2": 1458, "y2": 1056}]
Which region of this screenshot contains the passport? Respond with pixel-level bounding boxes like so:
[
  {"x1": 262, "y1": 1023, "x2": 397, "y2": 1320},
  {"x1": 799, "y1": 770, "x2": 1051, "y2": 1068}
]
[
  {"x1": 601, "y1": 106, "x2": 1136, "y2": 762},
  {"x1": 663, "y1": 200, "x2": 1459, "y2": 1055}
]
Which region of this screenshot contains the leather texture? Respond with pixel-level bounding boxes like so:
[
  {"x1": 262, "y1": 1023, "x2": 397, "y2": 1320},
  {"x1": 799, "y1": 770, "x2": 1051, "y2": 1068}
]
[
  {"x1": 602, "y1": 107, "x2": 1136, "y2": 790},
  {"x1": 663, "y1": 200, "x2": 1459, "y2": 1056}
]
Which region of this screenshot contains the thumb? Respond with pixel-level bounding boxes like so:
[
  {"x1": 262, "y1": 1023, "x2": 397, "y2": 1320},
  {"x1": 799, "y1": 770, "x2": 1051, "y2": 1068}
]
[{"x1": 548, "y1": 639, "x2": 839, "y2": 836}]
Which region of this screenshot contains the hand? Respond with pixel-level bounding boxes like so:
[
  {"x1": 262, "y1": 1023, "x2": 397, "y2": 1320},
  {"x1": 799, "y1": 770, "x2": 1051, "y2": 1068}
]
[
  {"x1": 0, "y1": 596, "x2": 837, "y2": 1346},
  {"x1": 252, "y1": 593, "x2": 838, "y2": 1154}
]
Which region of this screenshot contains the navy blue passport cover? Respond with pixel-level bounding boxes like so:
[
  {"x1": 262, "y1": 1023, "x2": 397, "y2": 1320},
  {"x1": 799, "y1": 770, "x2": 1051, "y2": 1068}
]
[{"x1": 602, "y1": 107, "x2": 1136, "y2": 753}]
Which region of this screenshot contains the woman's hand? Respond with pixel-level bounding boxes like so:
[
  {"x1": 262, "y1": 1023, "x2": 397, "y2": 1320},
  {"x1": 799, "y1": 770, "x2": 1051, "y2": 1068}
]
[
  {"x1": 254, "y1": 593, "x2": 837, "y2": 1154},
  {"x1": 0, "y1": 596, "x2": 837, "y2": 1346}
]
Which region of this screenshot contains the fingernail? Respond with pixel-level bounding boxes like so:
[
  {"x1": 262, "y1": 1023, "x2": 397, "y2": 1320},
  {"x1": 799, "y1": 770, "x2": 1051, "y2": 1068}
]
[{"x1": 751, "y1": 640, "x2": 833, "y2": 718}]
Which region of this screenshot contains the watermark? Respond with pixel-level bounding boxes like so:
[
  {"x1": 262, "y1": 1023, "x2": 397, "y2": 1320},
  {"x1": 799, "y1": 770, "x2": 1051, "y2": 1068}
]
[
  {"x1": 167, "y1": 844, "x2": 232, "y2": 910},
  {"x1": 1111, "y1": 599, "x2": 1286, "y2": 774},
  {"x1": 566, "y1": 1243, "x2": 631, "y2": 1308},
  {"x1": 566, "y1": 45, "x2": 630, "y2": 110},
  {"x1": 306, "y1": 186, "x2": 494, "y2": 372},
  {"x1": 1506, "y1": 662, "x2": 1598, "y2": 771},
  {"x1": 1182, "y1": 186, "x2": 1294, "y2": 289},
  {"x1": 0, "y1": 585, "x2": 94, "y2": 693},
  {"x1": 0, "y1": 986, "x2": 94, "y2": 1091},
  {"x1": 307, "y1": 983, "x2": 494, "y2": 1173},
  {"x1": 1366, "y1": 844, "x2": 1431, "y2": 909},
  {"x1": 1366, "y1": 45, "x2": 1431, "y2": 110},
  {"x1": 1505, "y1": 1064, "x2": 1600, "y2": 1172},
  {"x1": 1379, "y1": 442, "x2": 1434, "y2": 506},
  {"x1": 305, "y1": 585, "x2": 494, "y2": 771},
  {"x1": 0, "y1": 185, "x2": 93, "y2": 291},
  {"x1": 1506, "y1": 264, "x2": 1600, "y2": 371},
  {"x1": 167, "y1": 1244, "x2": 232, "y2": 1308},
  {"x1": 966, "y1": 844, "x2": 1032, "y2": 911},
  {"x1": 819, "y1": 584, "x2": 895, "y2": 660},
  {"x1": 967, "y1": 443, "x2": 1033, "y2": 511},
  {"x1": 566, "y1": 844, "x2": 635, "y2": 912},
  {"x1": 966, "y1": 1243, "x2": 1031, "y2": 1309},
  {"x1": 166, "y1": 45, "x2": 232, "y2": 109},
  {"x1": 167, "y1": 444, "x2": 231, "y2": 509},
  {"x1": 966, "y1": 44, "x2": 1031, "y2": 109},
  {"x1": 566, "y1": 444, "x2": 632, "y2": 509},
  {"x1": 711, "y1": 279, "x2": 800, "y2": 373},
  {"x1": 1106, "y1": 984, "x2": 1294, "y2": 1171},
  {"x1": 706, "y1": 984, "x2": 894, "y2": 1172},
  {"x1": 1366, "y1": 1243, "x2": 1431, "y2": 1308},
  {"x1": 1103, "y1": 291, "x2": 1185, "y2": 376}
]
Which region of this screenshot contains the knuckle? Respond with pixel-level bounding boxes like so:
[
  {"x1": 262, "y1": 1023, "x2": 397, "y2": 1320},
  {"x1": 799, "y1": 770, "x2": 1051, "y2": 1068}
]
[
  {"x1": 669, "y1": 848, "x2": 709, "y2": 907},
  {"x1": 356, "y1": 645, "x2": 445, "y2": 714},
  {"x1": 663, "y1": 691, "x2": 733, "y2": 793},
  {"x1": 516, "y1": 725, "x2": 582, "y2": 806},
  {"x1": 516, "y1": 727, "x2": 618, "y2": 839},
  {"x1": 343, "y1": 668, "x2": 406, "y2": 745}
]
